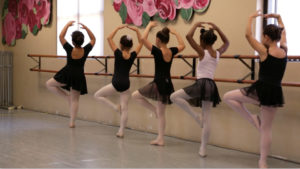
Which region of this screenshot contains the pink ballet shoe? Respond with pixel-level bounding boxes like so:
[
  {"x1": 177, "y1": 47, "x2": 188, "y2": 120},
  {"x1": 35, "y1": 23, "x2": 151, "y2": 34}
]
[
  {"x1": 116, "y1": 105, "x2": 121, "y2": 115},
  {"x1": 150, "y1": 139, "x2": 164, "y2": 146},
  {"x1": 116, "y1": 132, "x2": 124, "y2": 138}
]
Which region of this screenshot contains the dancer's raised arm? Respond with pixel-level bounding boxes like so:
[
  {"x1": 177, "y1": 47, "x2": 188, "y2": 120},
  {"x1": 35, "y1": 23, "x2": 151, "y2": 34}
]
[
  {"x1": 79, "y1": 23, "x2": 96, "y2": 46},
  {"x1": 186, "y1": 22, "x2": 205, "y2": 57},
  {"x1": 264, "y1": 13, "x2": 287, "y2": 51},
  {"x1": 245, "y1": 10, "x2": 267, "y2": 58},
  {"x1": 59, "y1": 21, "x2": 75, "y2": 45},
  {"x1": 107, "y1": 25, "x2": 127, "y2": 51},
  {"x1": 169, "y1": 27, "x2": 185, "y2": 53},
  {"x1": 207, "y1": 22, "x2": 230, "y2": 54},
  {"x1": 127, "y1": 26, "x2": 143, "y2": 54},
  {"x1": 141, "y1": 21, "x2": 158, "y2": 51}
]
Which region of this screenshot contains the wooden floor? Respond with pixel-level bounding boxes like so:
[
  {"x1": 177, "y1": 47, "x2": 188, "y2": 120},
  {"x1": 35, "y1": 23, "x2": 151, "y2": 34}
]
[{"x1": 0, "y1": 109, "x2": 299, "y2": 168}]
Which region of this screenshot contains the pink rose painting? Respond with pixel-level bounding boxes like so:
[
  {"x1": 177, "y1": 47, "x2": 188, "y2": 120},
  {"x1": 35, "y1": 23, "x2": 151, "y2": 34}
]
[
  {"x1": 2, "y1": 0, "x2": 52, "y2": 46},
  {"x1": 113, "y1": 0, "x2": 210, "y2": 26}
]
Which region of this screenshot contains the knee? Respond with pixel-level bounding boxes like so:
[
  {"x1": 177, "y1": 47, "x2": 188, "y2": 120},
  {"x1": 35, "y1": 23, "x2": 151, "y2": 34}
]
[
  {"x1": 93, "y1": 92, "x2": 99, "y2": 99},
  {"x1": 45, "y1": 79, "x2": 52, "y2": 88},
  {"x1": 94, "y1": 90, "x2": 105, "y2": 99},
  {"x1": 223, "y1": 91, "x2": 233, "y2": 103},
  {"x1": 170, "y1": 93, "x2": 177, "y2": 103}
]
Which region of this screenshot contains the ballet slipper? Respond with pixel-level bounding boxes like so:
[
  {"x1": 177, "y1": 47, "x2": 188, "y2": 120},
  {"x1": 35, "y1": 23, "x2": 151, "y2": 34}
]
[
  {"x1": 258, "y1": 160, "x2": 268, "y2": 169},
  {"x1": 199, "y1": 147, "x2": 207, "y2": 158},
  {"x1": 150, "y1": 139, "x2": 164, "y2": 146},
  {"x1": 196, "y1": 115, "x2": 203, "y2": 128},
  {"x1": 251, "y1": 114, "x2": 261, "y2": 131},
  {"x1": 69, "y1": 120, "x2": 76, "y2": 128},
  {"x1": 116, "y1": 105, "x2": 121, "y2": 115},
  {"x1": 257, "y1": 115, "x2": 261, "y2": 128},
  {"x1": 116, "y1": 131, "x2": 124, "y2": 138},
  {"x1": 69, "y1": 124, "x2": 76, "y2": 128},
  {"x1": 198, "y1": 152, "x2": 207, "y2": 158}
]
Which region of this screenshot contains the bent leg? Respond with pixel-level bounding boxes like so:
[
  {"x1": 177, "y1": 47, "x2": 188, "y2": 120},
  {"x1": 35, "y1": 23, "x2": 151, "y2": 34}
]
[
  {"x1": 132, "y1": 90, "x2": 157, "y2": 118},
  {"x1": 94, "y1": 84, "x2": 120, "y2": 112},
  {"x1": 223, "y1": 89, "x2": 261, "y2": 129},
  {"x1": 170, "y1": 89, "x2": 202, "y2": 126},
  {"x1": 46, "y1": 78, "x2": 69, "y2": 104}
]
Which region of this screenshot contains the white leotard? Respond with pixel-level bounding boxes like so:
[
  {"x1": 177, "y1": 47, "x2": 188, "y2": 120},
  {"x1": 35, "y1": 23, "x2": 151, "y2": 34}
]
[{"x1": 196, "y1": 50, "x2": 220, "y2": 80}]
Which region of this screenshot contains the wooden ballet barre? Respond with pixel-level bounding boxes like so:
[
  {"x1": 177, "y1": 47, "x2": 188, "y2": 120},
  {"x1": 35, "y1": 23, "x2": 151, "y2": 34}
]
[
  {"x1": 27, "y1": 54, "x2": 300, "y2": 60},
  {"x1": 29, "y1": 68, "x2": 300, "y2": 87}
]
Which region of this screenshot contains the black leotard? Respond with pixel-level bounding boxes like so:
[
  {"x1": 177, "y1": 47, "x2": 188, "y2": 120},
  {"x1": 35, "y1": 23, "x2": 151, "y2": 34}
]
[
  {"x1": 242, "y1": 47, "x2": 287, "y2": 107},
  {"x1": 112, "y1": 49, "x2": 137, "y2": 92},
  {"x1": 152, "y1": 45, "x2": 178, "y2": 95},
  {"x1": 54, "y1": 42, "x2": 93, "y2": 95}
]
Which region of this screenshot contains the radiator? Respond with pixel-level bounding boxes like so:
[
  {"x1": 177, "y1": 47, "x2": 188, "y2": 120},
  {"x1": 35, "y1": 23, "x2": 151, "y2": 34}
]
[{"x1": 0, "y1": 51, "x2": 13, "y2": 108}]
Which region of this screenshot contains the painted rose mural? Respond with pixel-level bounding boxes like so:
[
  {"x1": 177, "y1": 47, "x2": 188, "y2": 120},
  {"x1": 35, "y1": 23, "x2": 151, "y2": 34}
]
[
  {"x1": 2, "y1": 0, "x2": 52, "y2": 46},
  {"x1": 113, "y1": 0, "x2": 211, "y2": 27}
]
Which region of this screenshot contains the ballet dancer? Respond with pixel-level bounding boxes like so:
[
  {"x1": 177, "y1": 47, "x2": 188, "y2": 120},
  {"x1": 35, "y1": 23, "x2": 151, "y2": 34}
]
[
  {"x1": 46, "y1": 21, "x2": 96, "y2": 128},
  {"x1": 132, "y1": 21, "x2": 185, "y2": 146},
  {"x1": 171, "y1": 22, "x2": 229, "y2": 157},
  {"x1": 94, "y1": 25, "x2": 143, "y2": 138},
  {"x1": 223, "y1": 11, "x2": 287, "y2": 168}
]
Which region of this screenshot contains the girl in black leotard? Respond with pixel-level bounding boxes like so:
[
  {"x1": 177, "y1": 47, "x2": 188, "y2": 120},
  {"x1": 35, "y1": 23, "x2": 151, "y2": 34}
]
[
  {"x1": 132, "y1": 21, "x2": 185, "y2": 146},
  {"x1": 46, "y1": 21, "x2": 96, "y2": 128},
  {"x1": 94, "y1": 25, "x2": 143, "y2": 138},
  {"x1": 223, "y1": 11, "x2": 287, "y2": 168}
]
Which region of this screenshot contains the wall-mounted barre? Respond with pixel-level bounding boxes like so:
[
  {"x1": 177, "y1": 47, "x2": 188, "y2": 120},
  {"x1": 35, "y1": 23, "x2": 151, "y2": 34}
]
[{"x1": 28, "y1": 54, "x2": 300, "y2": 87}]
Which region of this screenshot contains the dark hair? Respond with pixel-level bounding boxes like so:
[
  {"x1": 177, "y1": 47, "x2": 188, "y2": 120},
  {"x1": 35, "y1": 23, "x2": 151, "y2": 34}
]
[
  {"x1": 200, "y1": 28, "x2": 217, "y2": 46},
  {"x1": 120, "y1": 35, "x2": 133, "y2": 49},
  {"x1": 72, "y1": 31, "x2": 84, "y2": 47},
  {"x1": 263, "y1": 24, "x2": 284, "y2": 42},
  {"x1": 156, "y1": 27, "x2": 170, "y2": 44}
]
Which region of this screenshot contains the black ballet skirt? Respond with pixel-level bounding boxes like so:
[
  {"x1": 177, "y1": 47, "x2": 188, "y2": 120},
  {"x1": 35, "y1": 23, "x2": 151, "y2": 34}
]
[
  {"x1": 241, "y1": 50, "x2": 287, "y2": 107},
  {"x1": 112, "y1": 49, "x2": 137, "y2": 92},
  {"x1": 183, "y1": 78, "x2": 221, "y2": 107},
  {"x1": 139, "y1": 46, "x2": 178, "y2": 105},
  {"x1": 54, "y1": 42, "x2": 93, "y2": 95}
]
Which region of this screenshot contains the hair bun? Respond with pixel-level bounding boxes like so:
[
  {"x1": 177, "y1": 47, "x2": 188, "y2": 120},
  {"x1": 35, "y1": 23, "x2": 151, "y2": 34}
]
[
  {"x1": 162, "y1": 27, "x2": 170, "y2": 35},
  {"x1": 200, "y1": 28, "x2": 206, "y2": 34}
]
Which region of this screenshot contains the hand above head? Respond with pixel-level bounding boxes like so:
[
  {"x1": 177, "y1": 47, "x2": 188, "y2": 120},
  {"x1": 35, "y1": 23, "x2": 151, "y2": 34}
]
[
  {"x1": 250, "y1": 10, "x2": 263, "y2": 18},
  {"x1": 127, "y1": 25, "x2": 138, "y2": 31},
  {"x1": 168, "y1": 27, "x2": 177, "y2": 35},
  {"x1": 78, "y1": 23, "x2": 87, "y2": 29},
  {"x1": 117, "y1": 25, "x2": 127, "y2": 30},
  {"x1": 195, "y1": 22, "x2": 206, "y2": 28},
  {"x1": 206, "y1": 22, "x2": 218, "y2": 30},
  {"x1": 67, "y1": 21, "x2": 76, "y2": 27},
  {"x1": 148, "y1": 21, "x2": 158, "y2": 28}
]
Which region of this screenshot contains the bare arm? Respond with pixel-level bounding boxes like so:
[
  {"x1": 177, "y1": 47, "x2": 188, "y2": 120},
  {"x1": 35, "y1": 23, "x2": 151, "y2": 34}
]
[
  {"x1": 107, "y1": 25, "x2": 126, "y2": 52},
  {"x1": 141, "y1": 21, "x2": 157, "y2": 51},
  {"x1": 127, "y1": 26, "x2": 143, "y2": 54},
  {"x1": 79, "y1": 23, "x2": 96, "y2": 46},
  {"x1": 245, "y1": 10, "x2": 267, "y2": 59},
  {"x1": 169, "y1": 27, "x2": 185, "y2": 53},
  {"x1": 264, "y1": 14, "x2": 287, "y2": 50},
  {"x1": 186, "y1": 22, "x2": 205, "y2": 58},
  {"x1": 207, "y1": 22, "x2": 230, "y2": 55},
  {"x1": 59, "y1": 21, "x2": 75, "y2": 45}
]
